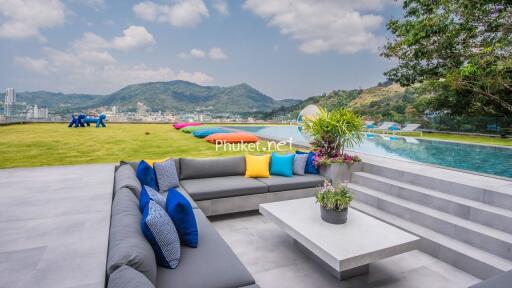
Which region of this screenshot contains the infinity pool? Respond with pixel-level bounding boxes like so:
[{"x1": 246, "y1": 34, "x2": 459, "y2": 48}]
[{"x1": 226, "y1": 125, "x2": 512, "y2": 179}]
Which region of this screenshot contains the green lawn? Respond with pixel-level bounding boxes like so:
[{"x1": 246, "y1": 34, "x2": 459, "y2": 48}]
[
  {"x1": 1, "y1": 123, "x2": 510, "y2": 169},
  {"x1": 0, "y1": 123, "x2": 293, "y2": 169},
  {"x1": 419, "y1": 132, "x2": 512, "y2": 146}
]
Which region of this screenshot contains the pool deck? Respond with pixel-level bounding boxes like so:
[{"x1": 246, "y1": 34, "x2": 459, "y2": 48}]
[{"x1": 0, "y1": 164, "x2": 115, "y2": 288}]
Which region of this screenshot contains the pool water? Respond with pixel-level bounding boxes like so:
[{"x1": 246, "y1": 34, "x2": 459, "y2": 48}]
[{"x1": 226, "y1": 125, "x2": 512, "y2": 179}]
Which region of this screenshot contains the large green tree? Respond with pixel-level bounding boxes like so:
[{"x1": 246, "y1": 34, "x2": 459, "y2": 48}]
[{"x1": 382, "y1": 1, "x2": 512, "y2": 116}]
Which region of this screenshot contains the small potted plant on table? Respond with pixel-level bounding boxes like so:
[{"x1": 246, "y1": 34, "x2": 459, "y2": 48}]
[
  {"x1": 302, "y1": 107, "x2": 364, "y2": 185},
  {"x1": 316, "y1": 180, "x2": 353, "y2": 224}
]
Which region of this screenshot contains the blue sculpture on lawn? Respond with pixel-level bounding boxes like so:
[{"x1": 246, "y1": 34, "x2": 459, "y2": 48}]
[{"x1": 68, "y1": 114, "x2": 106, "y2": 128}]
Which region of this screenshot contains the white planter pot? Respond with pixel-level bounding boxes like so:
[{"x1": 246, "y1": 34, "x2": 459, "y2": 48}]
[{"x1": 319, "y1": 162, "x2": 362, "y2": 185}]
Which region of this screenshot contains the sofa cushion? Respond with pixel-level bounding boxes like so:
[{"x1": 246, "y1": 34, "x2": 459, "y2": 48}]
[
  {"x1": 115, "y1": 164, "x2": 142, "y2": 198},
  {"x1": 107, "y1": 187, "x2": 157, "y2": 284},
  {"x1": 270, "y1": 152, "x2": 294, "y2": 177},
  {"x1": 245, "y1": 154, "x2": 271, "y2": 178},
  {"x1": 180, "y1": 176, "x2": 268, "y2": 201},
  {"x1": 139, "y1": 186, "x2": 166, "y2": 212},
  {"x1": 124, "y1": 160, "x2": 181, "y2": 179},
  {"x1": 108, "y1": 265, "x2": 155, "y2": 288},
  {"x1": 179, "y1": 156, "x2": 245, "y2": 180},
  {"x1": 137, "y1": 161, "x2": 159, "y2": 191},
  {"x1": 141, "y1": 201, "x2": 181, "y2": 269},
  {"x1": 256, "y1": 174, "x2": 324, "y2": 192},
  {"x1": 296, "y1": 151, "x2": 319, "y2": 174},
  {"x1": 165, "y1": 189, "x2": 198, "y2": 248},
  {"x1": 161, "y1": 185, "x2": 198, "y2": 209},
  {"x1": 293, "y1": 154, "x2": 308, "y2": 176},
  {"x1": 156, "y1": 210, "x2": 255, "y2": 288},
  {"x1": 153, "y1": 159, "x2": 179, "y2": 192}
]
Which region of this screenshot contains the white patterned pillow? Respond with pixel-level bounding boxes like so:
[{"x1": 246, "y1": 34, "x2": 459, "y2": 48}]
[
  {"x1": 154, "y1": 159, "x2": 179, "y2": 193},
  {"x1": 141, "y1": 201, "x2": 181, "y2": 269}
]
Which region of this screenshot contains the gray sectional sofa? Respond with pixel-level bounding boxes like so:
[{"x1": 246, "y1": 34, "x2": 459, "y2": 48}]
[{"x1": 108, "y1": 156, "x2": 324, "y2": 288}]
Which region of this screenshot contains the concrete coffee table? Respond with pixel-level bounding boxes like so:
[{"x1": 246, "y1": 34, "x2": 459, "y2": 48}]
[{"x1": 259, "y1": 197, "x2": 419, "y2": 280}]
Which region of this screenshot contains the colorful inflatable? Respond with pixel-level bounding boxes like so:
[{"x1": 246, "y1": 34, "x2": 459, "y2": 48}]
[
  {"x1": 68, "y1": 114, "x2": 106, "y2": 128},
  {"x1": 173, "y1": 122, "x2": 202, "y2": 129},
  {"x1": 192, "y1": 127, "x2": 231, "y2": 138},
  {"x1": 205, "y1": 132, "x2": 259, "y2": 144},
  {"x1": 181, "y1": 125, "x2": 204, "y2": 133}
]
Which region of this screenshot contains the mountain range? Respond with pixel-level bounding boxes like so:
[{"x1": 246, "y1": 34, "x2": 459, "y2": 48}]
[{"x1": 16, "y1": 81, "x2": 301, "y2": 114}]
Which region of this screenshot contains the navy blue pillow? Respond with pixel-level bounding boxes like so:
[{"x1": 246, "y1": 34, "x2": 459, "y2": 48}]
[
  {"x1": 139, "y1": 185, "x2": 166, "y2": 212},
  {"x1": 141, "y1": 201, "x2": 181, "y2": 268},
  {"x1": 165, "y1": 189, "x2": 198, "y2": 248},
  {"x1": 136, "y1": 160, "x2": 159, "y2": 191},
  {"x1": 296, "y1": 151, "x2": 319, "y2": 174}
]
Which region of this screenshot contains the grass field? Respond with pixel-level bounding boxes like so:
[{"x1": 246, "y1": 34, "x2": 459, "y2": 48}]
[
  {"x1": 0, "y1": 123, "x2": 294, "y2": 168},
  {"x1": 1, "y1": 123, "x2": 510, "y2": 169}
]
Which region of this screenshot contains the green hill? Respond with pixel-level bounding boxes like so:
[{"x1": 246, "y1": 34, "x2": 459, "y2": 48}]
[
  {"x1": 17, "y1": 81, "x2": 300, "y2": 114},
  {"x1": 258, "y1": 82, "x2": 419, "y2": 122}
]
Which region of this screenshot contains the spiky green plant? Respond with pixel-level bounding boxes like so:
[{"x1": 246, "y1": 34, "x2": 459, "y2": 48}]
[{"x1": 302, "y1": 107, "x2": 364, "y2": 157}]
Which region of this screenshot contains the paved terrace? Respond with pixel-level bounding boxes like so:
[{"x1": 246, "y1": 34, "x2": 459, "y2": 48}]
[
  {"x1": 0, "y1": 156, "x2": 503, "y2": 288},
  {"x1": 0, "y1": 164, "x2": 114, "y2": 288}
]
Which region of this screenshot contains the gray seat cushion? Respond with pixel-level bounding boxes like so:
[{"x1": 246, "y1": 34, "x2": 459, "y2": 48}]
[
  {"x1": 256, "y1": 174, "x2": 324, "y2": 192},
  {"x1": 180, "y1": 176, "x2": 268, "y2": 201},
  {"x1": 161, "y1": 185, "x2": 199, "y2": 209},
  {"x1": 108, "y1": 265, "x2": 155, "y2": 288},
  {"x1": 107, "y1": 187, "x2": 157, "y2": 284},
  {"x1": 156, "y1": 210, "x2": 255, "y2": 288},
  {"x1": 179, "y1": 156, "x2": 245, "y2": 180},
  {"x1": 115, "y1": 164, "x2": 142, "y2": 198}
]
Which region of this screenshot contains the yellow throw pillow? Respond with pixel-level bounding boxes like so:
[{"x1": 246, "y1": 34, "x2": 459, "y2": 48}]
[
  {"x1": 245, "y1": 154, "x2": 271, "y2": 178},
  {"x1": 144, "y1": 158, "x2": 169, "y2": 166}
]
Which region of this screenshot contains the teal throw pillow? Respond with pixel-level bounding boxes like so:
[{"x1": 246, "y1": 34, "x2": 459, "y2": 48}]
[{"x1": 270, "y1": 152, "x2": 295, "y2": 177}]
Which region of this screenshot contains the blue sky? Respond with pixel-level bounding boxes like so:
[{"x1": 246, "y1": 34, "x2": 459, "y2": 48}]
[{"x1": 0, "y1": 0, "x2": 403, "y2": 99}]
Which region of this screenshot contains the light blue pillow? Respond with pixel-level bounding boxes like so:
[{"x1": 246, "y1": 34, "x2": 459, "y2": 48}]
[
  {"x1": 139, "y1": 185, "x2": 166, "y2": 212},
  {"x1": 141, "y1": 201, "x2": 181, "y2": 269},
  {"x1": 270, "y1": 152, "x2": 295, "y2": 177}
]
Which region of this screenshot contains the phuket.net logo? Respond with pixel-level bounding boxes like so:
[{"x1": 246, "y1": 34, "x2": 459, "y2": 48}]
[{"x1": 215, "y1": 137, "x2": 295, "y2": 152}]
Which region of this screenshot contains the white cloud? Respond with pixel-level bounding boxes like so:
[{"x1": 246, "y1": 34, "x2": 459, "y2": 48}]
[
  {"x1": 176, "y1": 70, "x2": 214, "y2": 84},
  {"x1": 179, "y1": 47, "x2": 227, "y2": 60},
  {"x1": 208, "y1": 47, "x2": 227, "y2": 60},
  {"x1": 243, "y1": 0, "x2": 393, "y2": 54},
  {"x1": 190, "y1": 48, "x2": 206, "y2": 58},
  {"x1": 73, "y1": 0, "x2": 105, "y2": 10},
  {"x1": 15, "y1": 56, "x2": 49, "y2": 74},
  {"x1": 72, "y1": 26, "x2": 155, "y2": 51},
  {"x1": 212, "y1": 0, "x2": 229, "y2": 15},
  {"x1": 15, "y1": 27, "x2": 214, "y2": 93},
  {"x1": 133, "y1": 0, "x2": 209, "y2": 27},
  {"x1": 0, "y1": 0, "x2": 66, "y2": 41},
  {"x1": 111, "y1": 26, "x2": 155, "y2": 50}
]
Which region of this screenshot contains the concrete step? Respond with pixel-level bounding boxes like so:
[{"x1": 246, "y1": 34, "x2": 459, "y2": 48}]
[
  {"x1": 351, "y1": 201, "x2": 512, "y2": 280},
  {"x1": 361, "y1": 162, "x2": 512, "y2": 210},
  {"x1": 348, "y1": 183, "x2": 512, "y2": 261},
  {"x1": 352, "y1": 172, "x2": 512, "y2": 234}
]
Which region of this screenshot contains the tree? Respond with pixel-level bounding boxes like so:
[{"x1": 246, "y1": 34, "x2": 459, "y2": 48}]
[{"x1": 382, "y1": 1, "x2": 512, "y2": 116}]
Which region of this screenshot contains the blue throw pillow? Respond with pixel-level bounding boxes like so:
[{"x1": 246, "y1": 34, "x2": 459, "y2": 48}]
[
  {"x1": 136, "y1": 160, "x2": 159, "y2": 191},
  {"x1": 139, "y1": 185, "x2": 166, "y2": 212},
  {"x1": 165, "y1": 189, "x2": 198, "y2": 248},
  {"x1": 141, "y1": 201, "x2": 181, "y2": 269},
  {"x1": 296, "y1": 151, "x2": 319, "y2": 174},
  {"x1": 270, "y1": 152, "x2": 295, "y2": 177}
]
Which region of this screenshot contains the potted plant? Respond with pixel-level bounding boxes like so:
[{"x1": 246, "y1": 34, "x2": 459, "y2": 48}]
[
  {"x1": 316, "y1": 181, "x2": 353, "y2": 224},
  {"x1": 302, "y1": 107, "x2": 364, "y2": 184}
]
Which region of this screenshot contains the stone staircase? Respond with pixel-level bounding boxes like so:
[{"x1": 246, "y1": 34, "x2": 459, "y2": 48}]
[{"x1": 346, "y1": 157, "x2": 512, "y2": 280}]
